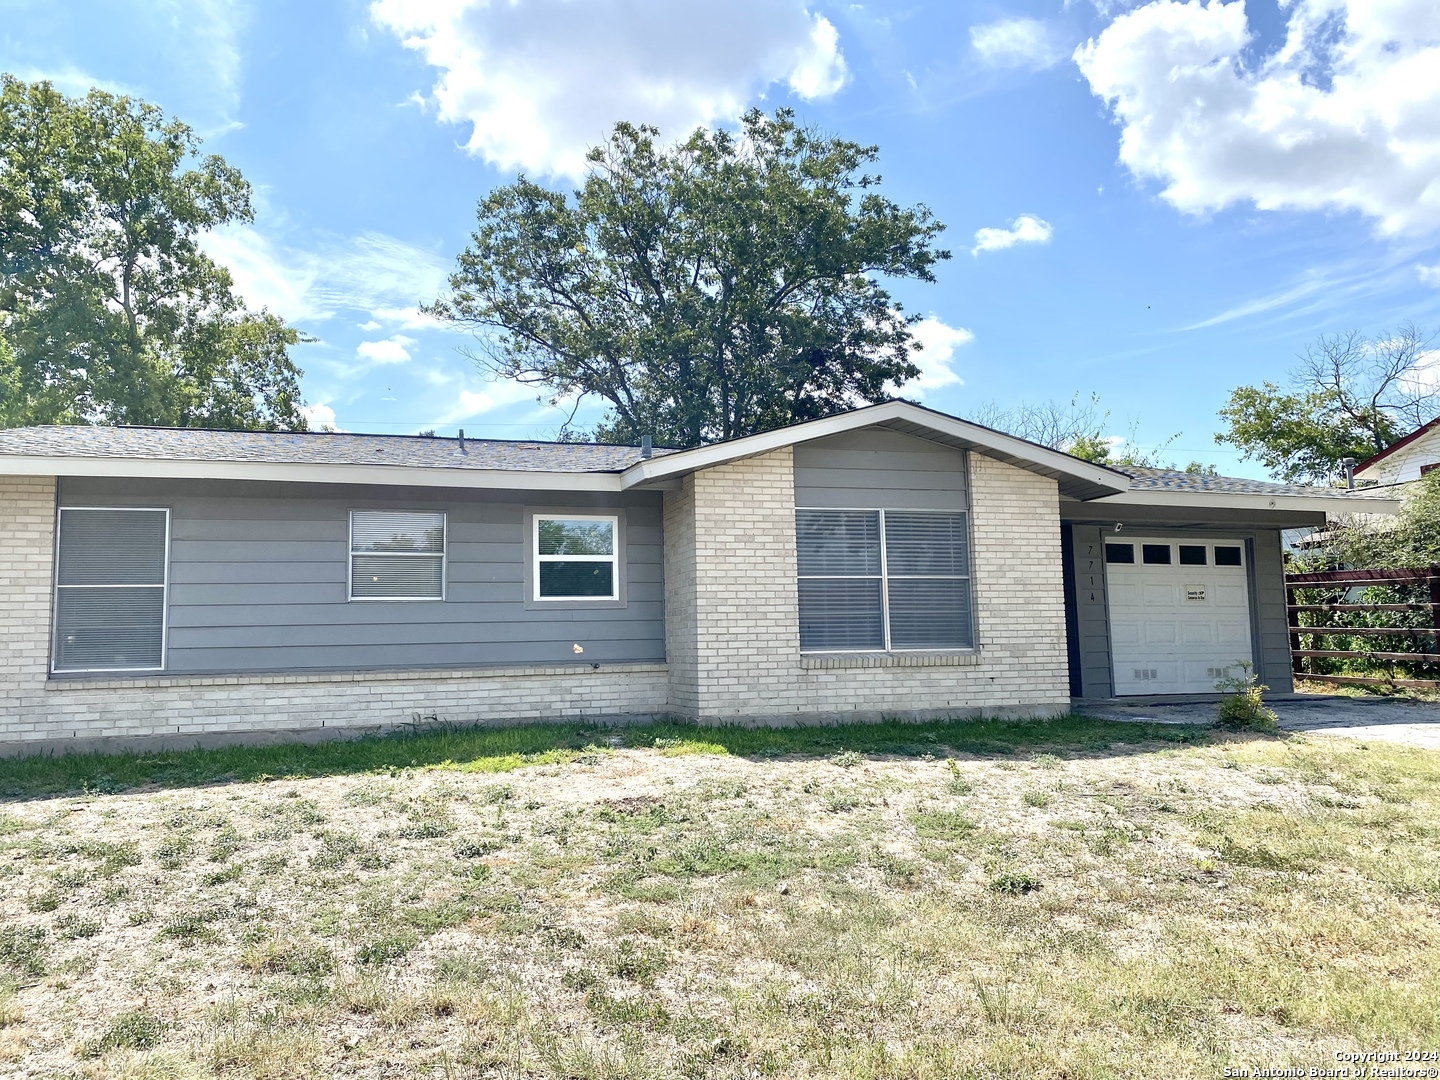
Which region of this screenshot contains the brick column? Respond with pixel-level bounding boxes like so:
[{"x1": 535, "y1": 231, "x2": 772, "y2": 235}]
[{"x1": 0, "y1": 476, "x2": 56, "y2": 739}]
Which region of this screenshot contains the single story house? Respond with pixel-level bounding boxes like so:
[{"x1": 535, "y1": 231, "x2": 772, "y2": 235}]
[{"x1": 0, "y1": 401, "x2": 1395, "y2": 752}]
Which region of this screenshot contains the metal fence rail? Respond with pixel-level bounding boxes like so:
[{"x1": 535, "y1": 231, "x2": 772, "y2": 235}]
[{"x1": 1284, "y1": 564, "x2": 1440, "y2": 689}]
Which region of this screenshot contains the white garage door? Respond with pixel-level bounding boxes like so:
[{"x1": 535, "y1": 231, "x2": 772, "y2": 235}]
[{"x1": 1105, "y1": 538, "x2": 1253, "y2": 696}]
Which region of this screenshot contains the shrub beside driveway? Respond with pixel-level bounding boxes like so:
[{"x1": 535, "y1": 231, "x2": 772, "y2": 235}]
[{"x1": 0, "y1": 718, "x2": 1437, "y2": 1078}]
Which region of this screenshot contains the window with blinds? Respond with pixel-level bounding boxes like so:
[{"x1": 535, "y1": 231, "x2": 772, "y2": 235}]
[
  {"x1": 796, "y1": 508, "x2": 972, "y2": 652},
  {"x1": 53, "y1": 507, "x2": 169, "y2": 673},
  {"x1": 534, "y1": 515, "x2": 618, "y2": 600},
  {"x1": 349, "y1": 510, "x2": 446, "y2": 600}
]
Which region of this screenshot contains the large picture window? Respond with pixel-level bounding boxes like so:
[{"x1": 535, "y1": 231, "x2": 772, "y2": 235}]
[
  {"x1": 796, "y1": 508, "x2": 972, "y2": 652},
  {"x1": 349, "y1": 510, "x2": 446, "y2": 600},
  {"x1": 53, "y1": 507, "x2": 169, "y2": 673},
  {"x1": 533, "y1": 515, "x2": 618, "y2": 600}
]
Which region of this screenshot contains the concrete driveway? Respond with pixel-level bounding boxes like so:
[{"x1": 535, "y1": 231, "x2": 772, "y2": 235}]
[{"x1": 1076, "y1": 695, "x2": 1440, "y2": 751}]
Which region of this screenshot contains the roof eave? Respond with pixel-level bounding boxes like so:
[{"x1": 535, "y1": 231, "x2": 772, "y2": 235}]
[
  {"x1": 1090, "y1": 488, "x2": 1402, "y2": 515},
  {"x1": 0, "y1": 455, "x2": 626, "y2": 492},
  {"x1": 619, "y1": 401, "x2": 1131, "y2": 500}
]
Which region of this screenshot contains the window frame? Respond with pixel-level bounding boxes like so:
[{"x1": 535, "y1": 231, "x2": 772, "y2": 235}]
[
  {"x1": 795, "y1": 506, "x2": 975, "y2": 654},
  {"x1": 347, "y1": 509, "x2": 448, "y2": 603},
  {"x1": 528, "y1": 511, "x2": 623, "y2": 605},
  {"x1": 51, "y1": 505, "x2": 171, "y2": 675}
]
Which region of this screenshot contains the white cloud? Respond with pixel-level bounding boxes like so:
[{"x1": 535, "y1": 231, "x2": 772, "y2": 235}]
[
  {"x1": 1075, "y1": 0, "x2": 1440, "y2": 236},
  {"x1": 904, "y1": 316, "x2": 974, "y2": 394},
  {"x1": 971, "y1": 214, "x2": 1054, "y2": 255},
  {"x1": 357, "y1": 319, "x2": 382, "y2": 332},
  {"x1": 370, "y1": 0, "x2": 848, "y2": 179},
  {"x1": 356, "y1": 336, "x2": 416, "y2": 365},
  {"x1": 1420, "y1": 265, "x2": 1440, "y2": 287},
  {"x1": 301, "y1": 403, "x2": 339, "y2": 431},
  {"x1": 970, "y1": 17, "x2": 1067, "y2": 69},
  {"x1": 202, "y1": 226, "x2": 452, "y2": 326}
]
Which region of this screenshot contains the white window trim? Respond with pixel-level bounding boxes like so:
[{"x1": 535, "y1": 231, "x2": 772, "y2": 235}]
[
  {"x1": 796, "y1": 506, "x2": 975, "y2": 655},
  {"x1": 52, "y1": 505, "x2": 171, "y2": 675},
  {"x1": 531, "y1": 513, "x2": 620, "y2": 602},
  {"x1": 347, "y1": 509, "x2": 448, "y2": 602}
]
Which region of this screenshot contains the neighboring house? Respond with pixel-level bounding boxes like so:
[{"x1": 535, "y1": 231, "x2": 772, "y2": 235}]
[
  {"x1": 0, "y1": 402, "x2": 1395, "y2": 752},
  {"x1": 1353, "y1": 415, "x2": 1440, "y2": 487}
]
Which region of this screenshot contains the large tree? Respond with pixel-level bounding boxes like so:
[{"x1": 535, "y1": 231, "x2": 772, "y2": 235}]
[
  {"x1": 430, "y1": 109, "x2": 950, "y2": 447},
  {"x1": 0, "y1": 76, "x2": 308, "y2": 429},
  {"x1": 1216, "y1": 324, "x2": 1437, "y2": 484}
]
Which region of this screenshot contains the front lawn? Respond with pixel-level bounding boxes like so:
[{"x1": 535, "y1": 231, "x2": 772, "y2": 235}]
[{"x1": 1, "y1": 717, "x2": 1437, "y2": 1078}]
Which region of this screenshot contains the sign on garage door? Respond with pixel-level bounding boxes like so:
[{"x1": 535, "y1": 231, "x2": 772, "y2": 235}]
[{"x1": 1105, "y1": 538, "x2": 1253, "y2": 695}]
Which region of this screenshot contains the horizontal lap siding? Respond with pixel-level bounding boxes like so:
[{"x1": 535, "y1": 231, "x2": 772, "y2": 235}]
[
  {"x1": 58, "y1": 477, "x2": 665, "y2": 675},
  {"x1": 793, "y1": 430, "x2": 969, "y2": 509}
]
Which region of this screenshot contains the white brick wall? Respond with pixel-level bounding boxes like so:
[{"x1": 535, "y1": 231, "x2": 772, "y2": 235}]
[
  {"x1": 0, "y1": 477, "x2": 666, "y2": 749},
  {"x1": 662, "y1": 447, "x2": 1070, "y2": 720}
]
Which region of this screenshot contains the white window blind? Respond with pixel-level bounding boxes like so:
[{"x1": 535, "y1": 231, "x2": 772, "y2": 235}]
[
  {"x1": 796, "y1": 508, "x2": 972, "y2": 652},
  {"x1": 349, "y1": 510, "x2": 446, "y2": 600},
  {"x1": 534, "y1": 516, "x2": 618, "y2": 600},
  {"x1": 53, "y1": 508, "x2": 169, "y2": 672}
]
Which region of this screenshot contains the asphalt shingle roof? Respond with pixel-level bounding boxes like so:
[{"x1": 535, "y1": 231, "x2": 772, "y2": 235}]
[
  {"x1": 0, "y1": 424, "x2": 1362, "y2": 498},
  {"x1": 1115, "y1": 465, "x2": 1359, "y2": 499},
  {"x1": 0, "y1": 425, "x2": 674, "y2": 474}
]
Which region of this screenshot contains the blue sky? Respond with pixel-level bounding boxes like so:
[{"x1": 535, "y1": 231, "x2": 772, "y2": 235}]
[{"x1": 4, "y1": 0, "x2": 1439, "y2": 476}]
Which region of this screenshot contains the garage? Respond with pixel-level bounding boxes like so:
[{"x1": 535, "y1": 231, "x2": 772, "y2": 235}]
[{"x1": 1104, "y1": 537, "x2": 1253, "y2": 695}]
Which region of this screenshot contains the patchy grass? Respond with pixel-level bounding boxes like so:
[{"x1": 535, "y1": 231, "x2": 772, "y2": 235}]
[{"x1": 0, "y1": 716, "x2": 1436, "y2": 1078}]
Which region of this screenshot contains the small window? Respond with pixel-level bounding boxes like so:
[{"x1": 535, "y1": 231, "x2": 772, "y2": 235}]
[
  {"x1": 1178, "y1": 545, "x2": 1207, "y2": 565},
  {"x1": 349, "y1": 510, "x2": 445, "y2": 600},
  {"x1": 1214, "y1": 546, "x2": 1243, "y2": 567},
  {"x1": 53, "y1": 507, "x2": 169, "y2": 673},
  {"x1": 1142, "y1": 544, "x2": 1171, "y2": 565},
  {"x1": 1104, "y1": 543, "x2": 1135, "y2": 564},
  {"x1": 534, "y1": 515, "x2": 618, "y2": 600}
]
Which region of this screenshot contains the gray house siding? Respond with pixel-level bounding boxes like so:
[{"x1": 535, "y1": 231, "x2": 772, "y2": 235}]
[
  {"x1": 57, "y1": 476, "x2": 665, "y2": 676},
  {"x1": 793, "y1": 428, "x2": 969, "y2": 509},
  {"x1": 1064, "y1": 523, "x2": 1114, "y2": 698},
  {"x1": 1249, "y1": 531, "x2": 1293, "y2": 693}
]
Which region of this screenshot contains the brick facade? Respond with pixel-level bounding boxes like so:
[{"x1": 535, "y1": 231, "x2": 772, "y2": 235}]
[
  {"x1": 662, "y1": 447, "x2": 1070, "y2": 721},
  {"x1": 2, "y1": 439, "x2": 1069, "y2": 752},
  {"x1": 0, "y1": 478, "x2": 666, "y2": 750}
]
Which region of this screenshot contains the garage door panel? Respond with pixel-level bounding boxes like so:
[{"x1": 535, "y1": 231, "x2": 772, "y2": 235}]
[
  {"x1": 1105, "y1": 537, "x2": 1253, "y2": 696},
  {"x1": 1213, "y1": 584, "x2": 1248, "y2": 608},
  {"x1": 1109, "y1": 583, "x2": 1140, "y2": 608},
  {"x1": 1142, "y1": 584, "x2": 1175, "y2": 606},
  {"x1": 1144, "y1": 622, "x2": 1177, "y2": 645},
  {"x1": 1110, "y1": 620, "x2": 1142, "y2": 646},
  {"x1": 1217, "y1": 622, "x2": 1249, "y2": 645}
]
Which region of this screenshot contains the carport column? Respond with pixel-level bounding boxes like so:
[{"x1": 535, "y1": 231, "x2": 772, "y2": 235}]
[{"x1": 0, "y1": 476, "x2": 57, "y2": 737}]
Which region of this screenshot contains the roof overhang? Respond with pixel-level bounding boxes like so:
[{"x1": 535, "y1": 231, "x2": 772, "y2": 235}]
[
  {"x1": 1085, "y1": 488, "x2": 1402, "y2": 515},
  {"x1": 620, "y1": 401, "x2": 1131, "y2": 500},
  {"x1": 0, "y1": 455, "x2": 627, "y2": 492}
]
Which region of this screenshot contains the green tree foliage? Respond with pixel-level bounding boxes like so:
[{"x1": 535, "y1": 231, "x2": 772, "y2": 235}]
[
  {"x1": 0, "y1": 76, "x2": 308, "y2": 429},
  {"x1": 1216, "y1": 325, "x2": 1436, "y2": 484},
  {"x1": 430, "y1": 109, "x2": 949, "y2": 447},
  {"x1": 1316, "y1": 469, "x2": 1440, "y2": 570}
]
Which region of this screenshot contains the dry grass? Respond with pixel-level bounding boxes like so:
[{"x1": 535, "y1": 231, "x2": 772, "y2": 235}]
[{"x1": 1, "y1": 719, "x2": 1437, "y2": 1079}]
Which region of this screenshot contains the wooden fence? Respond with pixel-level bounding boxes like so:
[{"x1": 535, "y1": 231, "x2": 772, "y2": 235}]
[{"x1": 1284, "y1": 564, "x2": 1440, "y2": 689}]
